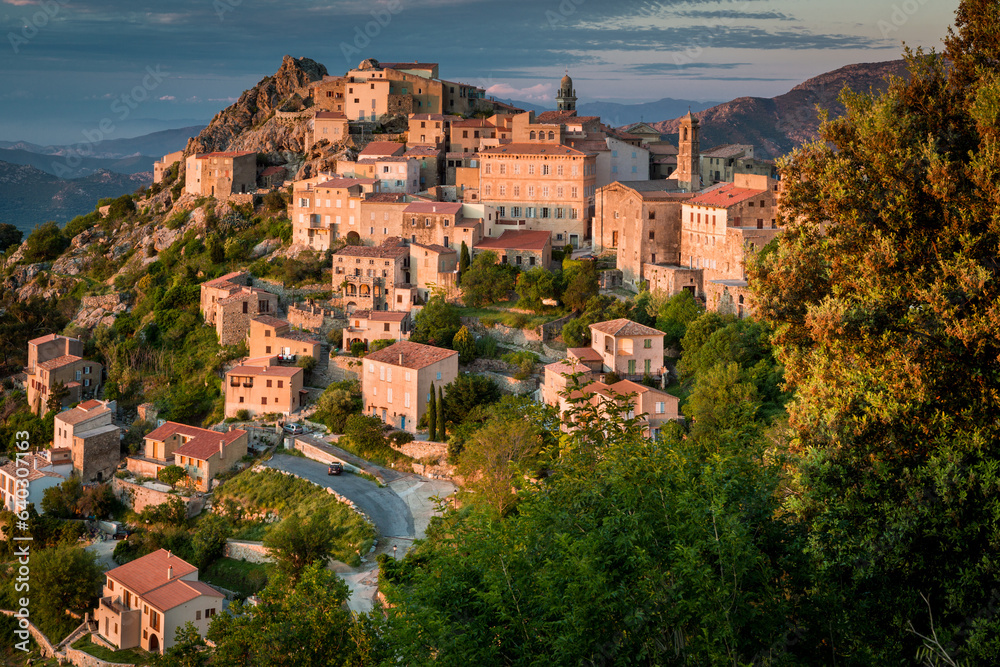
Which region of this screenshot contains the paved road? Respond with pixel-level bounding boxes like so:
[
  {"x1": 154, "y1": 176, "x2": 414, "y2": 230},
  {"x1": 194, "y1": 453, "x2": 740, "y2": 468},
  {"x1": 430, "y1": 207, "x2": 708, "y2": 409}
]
[{"x1": 263, "y1": 455, "x2": 414, "y2": 539}]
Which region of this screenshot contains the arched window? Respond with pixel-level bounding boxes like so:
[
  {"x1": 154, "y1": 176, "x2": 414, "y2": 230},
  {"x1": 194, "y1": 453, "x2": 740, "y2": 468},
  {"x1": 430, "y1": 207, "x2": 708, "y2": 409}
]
[
  {"x1": 548, "y1": 131, "x2": 555, "y2": 140},
  {"x1": 529, "y1": 131, "x2": 536, "y2": 140}
]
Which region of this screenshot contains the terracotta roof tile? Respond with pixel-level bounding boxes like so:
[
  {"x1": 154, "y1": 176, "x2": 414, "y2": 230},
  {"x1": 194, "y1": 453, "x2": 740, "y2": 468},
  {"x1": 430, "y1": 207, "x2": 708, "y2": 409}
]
[
  {"x1": 227, "y1": 364, "x2": 303, "y2": 378},
  {"x1": 202, "y1": 271, "x2": 248, "y2": 289},
  {"x1": 316, "y1": 177, "x2": 376, "y2": 189},
  {"x1": 687, "y1": 183, "x2": 767, "y2": 209},
  {"x1": 589, "y1": 318, "x2": 664, "y2": 337},
  {"x1": 334, "y1": 238, "x2": 409, "y2": 259},
  {"x1": 365, "y1": 341, "x2": 457, "y2": 370},
  {"x1": 359, "y1": 141, "x2": 406, "y2": 158},
  {"x1": 37, "y1": 354, "x2": 83, "y2": 371},
  {"x1": 480, "y1": 143, "x2": 588, "y2": 157},
  {"x1": 106, "y1": 549, "x2": 198, "y2": 597},
  {"x1": 403, "y1": 202, "x2": 462, "y2": 215},
  {"x1": 28, "y1": 333, "x2": 62, "y2": 345},
  {"x1": 144, "y1": 578, "x2": 224, "y2": 612},
  {"x1": 56, "y1": 401, "x2": 112, "y2": 426},
  {"x1": 250, "y1": 315, "x2": 289, "y2": 329},
  {"x1": 174, "y1": 429, "x2": 246, "y2": 461},
  {"x1": 474, "y1": 230, "x2": 550, "y2": 251}
]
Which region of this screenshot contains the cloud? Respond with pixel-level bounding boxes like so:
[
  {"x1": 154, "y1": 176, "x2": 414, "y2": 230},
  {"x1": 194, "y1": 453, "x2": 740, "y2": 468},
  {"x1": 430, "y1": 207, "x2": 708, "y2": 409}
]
[
  {"x1": 485, "y1": 82, "x2": 554, "y2": 103},
  {"x1": 159, "y1": 95, "x2": 176, "y2": 101}
]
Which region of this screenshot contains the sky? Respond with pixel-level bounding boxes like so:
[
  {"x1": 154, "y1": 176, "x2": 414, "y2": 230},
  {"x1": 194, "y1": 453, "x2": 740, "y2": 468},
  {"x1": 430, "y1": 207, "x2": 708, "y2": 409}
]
[{"x1": 0, "y1": 0, "x2": 961, "y2": 145}]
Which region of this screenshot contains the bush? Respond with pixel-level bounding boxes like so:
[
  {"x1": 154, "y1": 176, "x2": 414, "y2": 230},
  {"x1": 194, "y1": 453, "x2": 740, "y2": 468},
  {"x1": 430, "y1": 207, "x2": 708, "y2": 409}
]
[
  {"x1": 22, "y1": 221, "x2": 69, "y2": 263},
  {"x1": 476, "y1": 335, "x2": 498, "y2": 358},
  {"x1": 350, "y1": 341, "x2": 366, "y2": 357},
  {"x1": 370, "y1": 339, "x2": 394, "y2": 353},
  {"x1": 107, "y1": 194, "x2": 136, "y2": 220},
  {"x1": 158, "y1": 465, "x2": 187, "y2": 486},
  {"x1": 236, "y1": 409, "x2": 251, "y2": 422},
  {"x1": 388, "y1": 431, "x2": 415, "y2": 445},
  {"x1": 328, "y1": 328, "x2": 344, "y2": 348}
]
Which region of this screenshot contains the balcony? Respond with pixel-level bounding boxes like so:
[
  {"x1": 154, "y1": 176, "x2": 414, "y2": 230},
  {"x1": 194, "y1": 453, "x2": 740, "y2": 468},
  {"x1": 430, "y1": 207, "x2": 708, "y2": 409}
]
[{"x1": 242, "y1": 381, "x2": 253, "y2": 388}]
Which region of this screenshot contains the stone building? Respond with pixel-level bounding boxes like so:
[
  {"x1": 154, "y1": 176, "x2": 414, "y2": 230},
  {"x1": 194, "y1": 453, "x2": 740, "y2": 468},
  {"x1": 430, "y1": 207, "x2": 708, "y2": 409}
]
[
  {"x1": 153, "y1": 150, "x2": 183, "y2": 184},
  {"x1": 332, "y1": 238, "x2": 411, "y2": 313},
  {"x1": 54, "y1": 399, "x2": 121, "y2": 483},
  {"x1": 199, "y1": 272, "x2": 279, "y2": 346},
  {"x1": 593, "y1": 181, "x2": 693, "y2": 288},
  {"x1": 127, "y1": 422, "x2": 247, "y2": 485},
  {"x1": 409, "y1": 242, "x2": 459, "y2": 301},
  {"x1": 570, "y1": 318, "x2": 666, "y2": 380},
  {"x1": 478, "y1": 142, "x2": 597, "y2": 247},
  {"x1": 556, "y1": 72, "x2": 577, "y2": 112},
  {"x1": 474, "y1": 230, "x2": 553, "y2": 270},
  {"x1": 343, "y1": 310, "x2": 412, "y2": 350},
  {"x1": 291, "y1": 177, "x2": 380, "y2": 249},
  {"x1": 309, "y1": 111, "x2": 350, "y2": 150},
  {"x1": 25, "y1": 334, "x2": 102, "y2": 415},
  {"x1": 247, "y1": 315, "x2": 322, "y2": 361},
  {"x1": 184, "y1": 151, "x2": 257, "y2": 198},
  {"x1": 401, "y1": 201, "x2": 464, "y2": 249},
  {"x1": 404, "y1": 145, "x2": 445, "y2": 190},
  {"x1": 362, "y1": 340, "x2": 459, "y2": 432},
  {"x1": 224, "y1": 360, "x2": 305, "y2": 419},
  {"x1": 671, "y1": 112, "x2": 701, "y2": 192}
]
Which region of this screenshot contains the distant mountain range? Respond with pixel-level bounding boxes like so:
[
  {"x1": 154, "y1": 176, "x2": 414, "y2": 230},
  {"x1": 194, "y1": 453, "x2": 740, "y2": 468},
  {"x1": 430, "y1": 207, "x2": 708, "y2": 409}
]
[
  {"x1": 650, "y1": 60, "x2": 908, "y2": 158},
  {"x1": 0, "y1": 147, "x2": 155, "y2": 179},
  {"x1": 0, "y1": 125, "x2": 205, "y2": 161},
  {"x1": 0, "y1": 161, "x2": 150, "y2": 235},
  {"x1": 499, "y1": 98, "x2": 719, "y2": 127}
]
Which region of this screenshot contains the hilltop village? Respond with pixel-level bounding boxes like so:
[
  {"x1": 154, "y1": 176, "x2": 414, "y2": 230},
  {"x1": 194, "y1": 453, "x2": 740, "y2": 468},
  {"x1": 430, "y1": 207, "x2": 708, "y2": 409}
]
[{"x1": 0, "y1": 56, "x2": 788, "y2": 663}]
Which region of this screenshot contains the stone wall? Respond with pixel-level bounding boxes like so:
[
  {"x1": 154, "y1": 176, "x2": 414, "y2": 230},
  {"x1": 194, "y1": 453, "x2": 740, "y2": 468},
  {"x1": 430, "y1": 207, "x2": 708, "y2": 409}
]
[
  {"x1": 227, "y1": 192, "x2": 256, "y2": 206},
  {"x1": 224, "y1": 540, "x2": 274, "y2": 564},
  {"x1": 1, "y1": 609, "x2": 56, "y2": 658},
  {"x1": 62, "y1": 647, "x2": 136, "y2": 667},
  {"x1": 393, "y1": 439, "x2": 448, "y2": 462},
  {"x1": 539, "y1": 311, "x2": 578, "y2": 343},
  {"x1": 111, "y1": 478, "x2": 203, "y2": 517},
  {"x1": 460, "y1": 317, "x2": 544, "y2": 349},
  {"x1": 287, "y1": 303, "x2": 336, "y2": 332},
  {"x1": 250, "y1": 277, "x2": 332, "y2": 303},
  {"x1": 476, "y1": 370, "x2": 537, "y2": 395},
  {"x1": 76, "y1": 428, "x2": 121, "y2": 484},
  {"x1": 80, "y1": 293, "x2": 131, "y2": 311}
]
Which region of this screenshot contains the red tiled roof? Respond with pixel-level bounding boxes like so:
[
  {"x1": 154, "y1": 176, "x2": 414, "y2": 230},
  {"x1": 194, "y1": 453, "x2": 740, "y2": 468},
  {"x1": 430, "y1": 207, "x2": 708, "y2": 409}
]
[
  {"x1": 367, "y1": 311, "x2": 409, "y2": 322},
  {"x1": 365, "y1": 192, "x2": 408, "y2": 203},
  {"x1": 250, "y1": 315, "x2": 289, "y2": 328},
  {"x1": 174, "y1": 428, "x2": 246, "y2": 461},
  {"x1": 37, "y1": 354, "x2": 82, "y2": 371},
  {"x1": 403, "y1": 146, "x2": 442, "y2": 157},
  {"x1": 28, "y1": 333, "x2": 62, "y2": 345},
  {"x1": 196, "y1": 151, "x2": 255, "y2": 159},
  {"x1": 381, "y1": 62, "x2": 438, "y2": 71},
  {"x1": 260, "y1": 166, "x2": 287, "y2": 177},
  {"x1": 202, "y1": 271, "x2": 247, "y2": 289},
  {"x1": 687, "y1": 183, "x2": 766, "y2": 209},
  {"x1": 567, "y1": 346, "x2": 602, "y2": 362},
  {"x1": 316, "y1": 178, "x2": 376, "y2": 189},
  {"x1": 365, "y1": 341, "x2": 458, "y2": 370},
  {"x1": 359, "y1": 141, "x2": 406, "y2": 158},
  {"x1": 106, "y1": 549, "x2": 198, "y2": 597},
  {"x1": 411, "y1": 242, "x2": 456, "y2": 255},
  {"x1": 217, "y1": 286, "x2": 275, "y2": 306},
  {"x1": 545, "y1": 359, "x2": 595, "y2": 376},
  {"x1": 227, "y1": 364, "x2": 303, "y2": 378},
  {"x1": 589, "y1": 318, "x2": 664, "y2": 337},
  {"x1": 0, "y1": 454, "x2": 65, "y2": 483},
  {"x1": 535, "y1": 110, "x2": 577, "y2": 123},
  {"x1": 56, "y1": 401, "x2": 112, "y2": 426},
  {"x1": 334, "y1": 238, "x2": 409, "y2": 259},
  {"x1": 314, "y1": 111, "x2": 347, "y2": 119},
  {"x1": 475, "y1": 230, "x2": 551, "y2": 251},
  {"x1": 144, "y1": 578, "x2": 224, "y2": 612},
  {"x1": 701, "y1": 144, "x2": 752, "y2": 159},
  {"x1": 145, "y1": 421, "x2": 210, "y2": 443},
  {"x1": 409, "y1": 113, "x2": 448, "y2": 121},
  {"x1": 480, "y1": 143, "x2": 587, "y2": 157},
  {"x1": 403, "y1": 202, "x2": 462, "y2": 215}
]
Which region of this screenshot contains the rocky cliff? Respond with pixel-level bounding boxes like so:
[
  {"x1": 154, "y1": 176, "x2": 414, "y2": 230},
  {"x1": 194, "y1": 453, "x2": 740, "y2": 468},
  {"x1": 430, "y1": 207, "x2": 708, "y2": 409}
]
[
  {"x1": 186, "y1": 55, "x2": 328, "y2": 155},
  {"x1": 653, "y1": 60, "x2": 909, "y2": 158}
]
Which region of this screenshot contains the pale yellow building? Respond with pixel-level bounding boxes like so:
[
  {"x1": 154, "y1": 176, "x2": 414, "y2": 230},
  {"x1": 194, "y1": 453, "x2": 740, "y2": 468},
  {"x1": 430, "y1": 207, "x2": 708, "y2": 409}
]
[{"x1": 362, "y1": 341, "x2": 459, "y2": 432}]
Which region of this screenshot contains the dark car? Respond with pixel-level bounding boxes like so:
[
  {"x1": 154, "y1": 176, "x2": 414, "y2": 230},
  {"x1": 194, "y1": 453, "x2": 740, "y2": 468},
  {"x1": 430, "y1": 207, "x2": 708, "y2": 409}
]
[{"x1": 327, "y1": 462, "x2": 343, "y2": 476}]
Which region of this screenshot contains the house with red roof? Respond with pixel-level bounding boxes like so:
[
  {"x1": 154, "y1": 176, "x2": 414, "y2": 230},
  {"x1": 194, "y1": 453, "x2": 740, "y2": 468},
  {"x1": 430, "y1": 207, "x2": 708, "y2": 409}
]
[
  {"x1": 343, "y1": 310, "x2": 412, "y2": 351},
  {"x1": 582, "y1": 318, "x2": 666, "y2": 380},
  {"x1": 54, "y1": 399, "x2": 121, "y2": 483},
  {"x1": 25, "y1": 334, "x2": 102, "y2": 415},
  {"x1": 184, "y1": 150, "x2": 257, "y2": 198},
  {"x1": 247, "y1": 315, "x2": 322, "y2": 362},
  {"x1": 0, "y1": 452, "x2": 69, "y2": 513},
  {"x1": 362, "y1": 341, "x2": 458, "y2": 432},
  {"x1": 127, "y1": 422, "x2": 248, "y2": 489},
  {"x1": 199, "y1": 271, "x2": 279, "y2": 346},
  {"x1": 474, "y1": 230, "x2": 553, "y2": 270},
  {"x1": 224, "y1": 359, "x2": 305, "y2": 419},
  {"x1": 95, "y1": 549, "x2": 224, "y2": 654}
]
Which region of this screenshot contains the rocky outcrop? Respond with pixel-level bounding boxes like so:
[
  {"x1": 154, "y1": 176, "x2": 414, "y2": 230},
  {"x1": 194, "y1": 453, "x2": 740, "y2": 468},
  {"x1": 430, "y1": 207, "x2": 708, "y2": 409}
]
[{"x1": 186, "y1": 55, "x2": 328, "y2": 155}]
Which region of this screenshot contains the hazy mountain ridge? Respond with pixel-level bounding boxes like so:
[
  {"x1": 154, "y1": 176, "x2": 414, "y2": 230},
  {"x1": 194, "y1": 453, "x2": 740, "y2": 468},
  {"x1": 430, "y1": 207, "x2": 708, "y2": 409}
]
[
  {"x1": 0, "y1": 147, "x2": 156, "y2": 178},
  {"x1": 0, "y1": 125, "x2": 205, "y2": 160},
  {"x1": 652, "y1": 60, "x2": 909, "y2": 158},
  {"x1": 0, "y1": 161, "x2": 149, "y2": 234}
]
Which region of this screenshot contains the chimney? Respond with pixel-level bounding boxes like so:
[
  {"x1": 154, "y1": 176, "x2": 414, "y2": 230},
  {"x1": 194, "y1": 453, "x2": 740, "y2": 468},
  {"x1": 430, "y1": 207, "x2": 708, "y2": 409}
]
[
  {"x1": 168, "y1": 565, "x2": 173, "y2": 579},
  {"x1": 399, "y1": 353, "x2": 404, "y2": 366},
  {"x1": 219, "y1": 439, "x2": 225, "y2": 461}
]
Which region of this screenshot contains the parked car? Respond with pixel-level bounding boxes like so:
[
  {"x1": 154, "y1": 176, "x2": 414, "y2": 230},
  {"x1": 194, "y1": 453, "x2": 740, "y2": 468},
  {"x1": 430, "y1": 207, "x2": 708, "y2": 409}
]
[
  {"x1": 283, "y1": 423, "x2": 305, "y2": 435},
  {"x1": 327, "y1": 462, "x2": 343, "y2": 476}
]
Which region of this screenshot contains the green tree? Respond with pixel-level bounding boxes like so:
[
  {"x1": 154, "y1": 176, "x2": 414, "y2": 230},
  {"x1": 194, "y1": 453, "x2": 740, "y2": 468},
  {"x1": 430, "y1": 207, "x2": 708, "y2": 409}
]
[
  {"x1": 41, "y1": 476, "x2": 83, "y2": 518},
  {"x1": 160, "y1": 622, "x2": 208, "y2": 667},
  {"x1": 457, "y1": 419, "x2": 543, "y2": 516},
  {"x1": 206, "y1": 234, "x2": 225, "y2": 265},
  {"x1": 296, "y1": 354, "x2": 317, "y2": 375},
  {"x1": 458, "y1": 240, "x2": 471, "y2": 279},
  {"x1": 427, "y1": 383, "x2": 437, "y2": 440},
  {"x1": 515, "y1": 267, "x2": 558, "y2": 313},
  {"x1": 192, "y1": 513, "x2": 233, "y2": 569},
  {"x1": 654, "y1": 289, "x2": 702, "y2": 348},
  {"x1": 410, "y1": 295, "x2": 460, "y2": 348},
  {"x1": 460, "y1": 250, "x2": 517, "y2": 307},
  {"x1": 158, "y1": 465, "x2": 187, "y2": 487},
  {"x1": 748, "y1": 15, "x2": 1000, "y2": 661},
  {"x1": 29, "y1": 546, "x2": 103, "y2": 638},
  {"x1": 0, "y1": 223, "x2": 22, "y2": 253},
  {"x1": 314, "y1": 380, "x2": 362, "y2": 433},
  {"x1": 561, "y1": 258, "x2": 598, "y2": 311},
  {"x1": 452, "y1": 325, "x2": 476, "y2": 364},
  {"x1": 207, "y1": 564, "x2": 370, "y2": 666},
  {"x1": 21, "y1": 221, "x2": 68, "y2": 263},
  {"x1": 45, "y1": 381, "x2": 69, "y2": 413},
  {"x1": 436, "y1": 385, "x2": 445, "y2": 442},
  {"x1": 441, "y1": 373, "x2": 502, "y2": 428},
  {"x1": 263, "y1": 507, "x2": 341, "y2": 578}
]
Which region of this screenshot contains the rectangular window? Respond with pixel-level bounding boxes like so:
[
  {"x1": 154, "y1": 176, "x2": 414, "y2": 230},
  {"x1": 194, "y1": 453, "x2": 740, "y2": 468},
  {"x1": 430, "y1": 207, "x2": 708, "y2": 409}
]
[
  {"x1": 262, "y1": 397, "x2": 267, "y2": 405},
  {"x1": 404, "y1": 392, "x2": 410, "y2": 408},
  {"x1": 645, "y1": 359, "x2": 652, "y2": 373},
  {"x1": 436, "y1": 372, "x2": 442, "y2": 381},
  {"x1": 387, "y1": 388, "x2": 393, "y2": 403},
  {"x1": 266, "y1": 379, "x2": 273, "y2": 388},
  {"x1": 278, "y1": 380, "x2": 284, "y2": 389},
  {"x1": 655, "y1": 402, "x2": 664, "y2": 414},
  {"x1": 196, "y1": 610, "x2": 202, "y2": 620},
  {"x1": 644, "y1": 339, "x2": 652, "y2": 349}
]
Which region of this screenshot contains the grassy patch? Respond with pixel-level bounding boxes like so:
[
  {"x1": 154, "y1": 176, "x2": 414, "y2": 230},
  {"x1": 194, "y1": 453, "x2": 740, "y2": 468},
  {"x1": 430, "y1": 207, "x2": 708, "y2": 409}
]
[
  {"x1": 200, "y1": 557, "x2": 269, "y2": 597},
  {"x1": 215, "y1": 469, "x2": 375, "y2": 563},
  {"x1": 232, "y1": 521, "x2": 269, "y2": 541},
  {"x1": 71, "y1": 635, "x2": 151, "y2": 664},
  {"x1": 455, "y1": 301, "x2": 565, "y2": 330}
]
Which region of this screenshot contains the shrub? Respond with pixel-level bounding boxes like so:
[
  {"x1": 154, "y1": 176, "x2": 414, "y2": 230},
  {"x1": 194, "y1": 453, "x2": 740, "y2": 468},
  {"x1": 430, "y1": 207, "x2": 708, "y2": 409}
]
[
  {"x1": 369, "y1": 339, "x2": 394, "y2": 353},
  {"x1": 350, "y1": 341, "x2": 366, "y2": 357},
  {"x1": 22, "y1": 221, "x2": 69, "y2": 263},
  {"x1": 328, "y1": 328, "x2": 344, "y2": 348},
  {"x1": 236, "y1": 409, "x2": 251, "y2": 422},
  {"x1": 388, "y1": 431, "x2": 414, "y2": 445}
]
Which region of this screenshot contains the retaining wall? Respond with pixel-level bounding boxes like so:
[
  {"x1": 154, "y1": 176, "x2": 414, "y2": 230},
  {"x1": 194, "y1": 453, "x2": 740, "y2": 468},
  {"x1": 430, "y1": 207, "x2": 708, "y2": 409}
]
[
  {"x1": 111, "y1": 478, "x2": 203, "y2": 517},
  {"x1": 224, "y1": 540, "x2": 274, "y2": 564}
]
